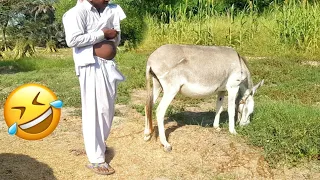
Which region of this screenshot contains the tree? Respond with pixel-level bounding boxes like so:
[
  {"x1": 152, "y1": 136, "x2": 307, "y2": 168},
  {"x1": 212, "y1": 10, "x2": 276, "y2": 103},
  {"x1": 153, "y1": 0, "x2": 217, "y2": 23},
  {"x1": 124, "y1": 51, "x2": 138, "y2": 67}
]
[
  {"x1": 0, "y1": 0, "x2": 25, "y2": 50},
  {"x1": 53, "y1": 0, "x2": 76, "y2": 24},
  {"x1": 53, "y1": 0, "x2": 77, "y2": 47},
  {"x1": 0, "y1": 0, "x2": 59, "y2": 59}
]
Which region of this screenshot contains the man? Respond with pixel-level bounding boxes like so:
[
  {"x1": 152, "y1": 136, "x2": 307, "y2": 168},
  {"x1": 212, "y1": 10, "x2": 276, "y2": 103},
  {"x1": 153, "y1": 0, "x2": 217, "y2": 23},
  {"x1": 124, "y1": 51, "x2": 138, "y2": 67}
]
[{"x1": 62, "y1": 0, "x2": 126, "y2": 175}]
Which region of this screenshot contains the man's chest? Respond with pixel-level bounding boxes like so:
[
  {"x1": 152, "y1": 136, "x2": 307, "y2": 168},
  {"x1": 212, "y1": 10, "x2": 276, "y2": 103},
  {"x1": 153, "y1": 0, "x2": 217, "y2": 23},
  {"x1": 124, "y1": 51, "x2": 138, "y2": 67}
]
[{"x1": 84, "y1": 8, "x2": 115, "y2": 32}]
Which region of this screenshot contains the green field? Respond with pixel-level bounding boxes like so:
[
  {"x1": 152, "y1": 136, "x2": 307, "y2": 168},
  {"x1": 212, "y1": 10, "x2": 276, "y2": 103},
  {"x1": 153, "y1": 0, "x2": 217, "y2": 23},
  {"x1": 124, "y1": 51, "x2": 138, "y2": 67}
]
[
  {"x1": 1, "y1": 48, "x2": 319, "y2": 168},
  {"x1": 1, "y1": 0, "x2": 320, "y2": 171}
]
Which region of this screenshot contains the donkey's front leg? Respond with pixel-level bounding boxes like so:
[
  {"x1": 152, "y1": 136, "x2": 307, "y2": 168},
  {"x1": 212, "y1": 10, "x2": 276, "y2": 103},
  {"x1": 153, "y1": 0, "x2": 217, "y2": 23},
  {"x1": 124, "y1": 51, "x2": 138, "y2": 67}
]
[
  {"x1": 213, "y1": 91, "x2": 226, "y2": 130},
  {"x1": 156, "y1": 91, "x2": 177, "y2": 152},
  {"x1": 227, "y1": 86, "x2": 239, "y2": 134}
]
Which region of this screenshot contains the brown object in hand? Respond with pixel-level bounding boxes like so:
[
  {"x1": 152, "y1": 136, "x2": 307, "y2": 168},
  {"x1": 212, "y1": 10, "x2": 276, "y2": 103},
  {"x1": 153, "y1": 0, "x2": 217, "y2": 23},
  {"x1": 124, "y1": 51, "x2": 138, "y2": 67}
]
[{"x1": 93, "y1": 40, "x2": 117, "y2": 60}]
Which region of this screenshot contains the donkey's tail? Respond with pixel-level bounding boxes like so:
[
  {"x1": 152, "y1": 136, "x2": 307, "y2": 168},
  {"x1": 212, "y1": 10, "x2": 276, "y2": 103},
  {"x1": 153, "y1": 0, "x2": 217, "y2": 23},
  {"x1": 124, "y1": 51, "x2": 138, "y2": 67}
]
[{"x1": 145, "y1": 65, "x2": 153, "y2": 134}]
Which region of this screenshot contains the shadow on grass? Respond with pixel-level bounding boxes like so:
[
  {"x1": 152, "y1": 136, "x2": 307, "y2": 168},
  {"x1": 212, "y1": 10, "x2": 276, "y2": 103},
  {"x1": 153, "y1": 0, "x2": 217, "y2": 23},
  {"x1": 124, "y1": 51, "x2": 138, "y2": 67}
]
[
  {"x1": 154, "y1": 111, "x2": 229, "y2": 141},
  {"x1": 0, "y1": 153, "x2": 57, "y2": 180},
  {"x1": 0, "y1": 59, "x2": 37, "y2": 74}
]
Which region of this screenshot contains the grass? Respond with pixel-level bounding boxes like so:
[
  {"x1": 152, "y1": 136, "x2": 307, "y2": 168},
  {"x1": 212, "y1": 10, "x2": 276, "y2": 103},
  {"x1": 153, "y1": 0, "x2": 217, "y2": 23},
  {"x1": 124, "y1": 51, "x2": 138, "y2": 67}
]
[
  {"x1": 1, "y1": 49, "x2": 319, "y2": 168},
  {"x1": 139, "y1": 1, "x2": 320, "y2": 58},
  {"x1": 0, "y1": 49, "x2": 149, "y2": 107},
  {"x1": 249, "y1": 57, "x2": 320, "y2": 105},
  {"x1": 166, "y1": 56, "x2": 320, "y2": 167},
  {"x1": 129, "y1": 55, "x2": 320, "y2": 167},
  {"x1": 0, "y1": 49, "x2": 80, "y2": 107},
  {"x1": 238, "y1": 98, "x2": 320, "y2": 167},
  {"x1": 116, "y1": 51, "x2": 149, "y2": 104},
  {"x1": 238, "y1": 57, "x2": 320, "y2": 167}
]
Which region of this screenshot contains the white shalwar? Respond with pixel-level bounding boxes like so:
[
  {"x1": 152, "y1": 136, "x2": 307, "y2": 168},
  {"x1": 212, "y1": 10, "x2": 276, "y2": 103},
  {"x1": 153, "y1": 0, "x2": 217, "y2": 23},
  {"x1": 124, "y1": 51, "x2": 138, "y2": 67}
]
[{"x1": 62, "y1": 0, "x2": 126, "y2": 163}]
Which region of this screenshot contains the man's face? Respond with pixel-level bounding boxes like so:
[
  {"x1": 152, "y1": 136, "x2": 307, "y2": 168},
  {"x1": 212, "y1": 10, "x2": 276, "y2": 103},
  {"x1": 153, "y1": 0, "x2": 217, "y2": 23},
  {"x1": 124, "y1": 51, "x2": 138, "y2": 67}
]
[{"x1": 89, "y1": 0, "x2": 110, "y2": 10}]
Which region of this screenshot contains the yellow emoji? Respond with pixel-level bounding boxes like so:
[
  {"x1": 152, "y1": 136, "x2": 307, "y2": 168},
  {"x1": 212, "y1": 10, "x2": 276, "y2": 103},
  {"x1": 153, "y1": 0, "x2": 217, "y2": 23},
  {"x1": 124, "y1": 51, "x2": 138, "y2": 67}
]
[{"x1": 4, "y1": 83, "x2": 63, "y2": 140}]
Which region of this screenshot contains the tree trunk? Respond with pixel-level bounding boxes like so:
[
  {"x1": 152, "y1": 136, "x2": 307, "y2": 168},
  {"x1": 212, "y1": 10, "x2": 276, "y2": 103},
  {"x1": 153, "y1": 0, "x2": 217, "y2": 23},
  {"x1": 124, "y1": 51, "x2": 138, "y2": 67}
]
[{"x1": 1, "y1": 17, "x2": 9, "y2": 50}]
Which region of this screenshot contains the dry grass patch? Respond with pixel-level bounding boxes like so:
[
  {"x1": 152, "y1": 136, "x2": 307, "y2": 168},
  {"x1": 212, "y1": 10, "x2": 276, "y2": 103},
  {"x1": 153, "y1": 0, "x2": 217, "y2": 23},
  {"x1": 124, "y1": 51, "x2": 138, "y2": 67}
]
[{"x1": 1, "y1": 99, "x2": 319, "y2": 179}]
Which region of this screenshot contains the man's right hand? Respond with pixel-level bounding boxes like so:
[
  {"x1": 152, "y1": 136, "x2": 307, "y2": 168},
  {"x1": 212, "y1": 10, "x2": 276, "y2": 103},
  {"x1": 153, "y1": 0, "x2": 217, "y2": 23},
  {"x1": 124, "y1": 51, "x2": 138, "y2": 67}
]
[{"x1": 102, "y1": 28, "x2": 118, "y2": 40}]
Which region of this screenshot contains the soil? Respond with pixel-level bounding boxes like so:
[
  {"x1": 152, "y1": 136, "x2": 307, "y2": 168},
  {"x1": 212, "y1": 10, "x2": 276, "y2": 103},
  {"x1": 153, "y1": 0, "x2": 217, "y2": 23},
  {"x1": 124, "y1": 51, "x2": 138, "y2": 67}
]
[{"x1": 1, "y1": 89, "x2": 319, "y2": 180}]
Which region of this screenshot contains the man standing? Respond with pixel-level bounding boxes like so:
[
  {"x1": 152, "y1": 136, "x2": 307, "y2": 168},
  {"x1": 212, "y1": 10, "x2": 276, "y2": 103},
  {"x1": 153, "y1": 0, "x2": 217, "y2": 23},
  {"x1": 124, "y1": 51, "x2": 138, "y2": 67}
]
[{"x1": 62, "y1": 0, "x2": 126, "y2": 175}]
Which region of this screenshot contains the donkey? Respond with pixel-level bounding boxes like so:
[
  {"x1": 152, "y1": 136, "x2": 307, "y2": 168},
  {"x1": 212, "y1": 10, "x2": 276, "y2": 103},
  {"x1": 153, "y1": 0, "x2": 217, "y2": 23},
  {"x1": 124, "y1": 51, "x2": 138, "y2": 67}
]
[{"x1": 144, "y1": 44, "x2": 264, "y2": 151}]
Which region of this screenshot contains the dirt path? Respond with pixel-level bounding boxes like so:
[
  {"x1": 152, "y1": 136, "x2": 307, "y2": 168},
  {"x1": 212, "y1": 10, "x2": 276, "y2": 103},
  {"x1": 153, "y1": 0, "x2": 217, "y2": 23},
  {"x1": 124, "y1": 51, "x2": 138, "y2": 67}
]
[{"x1": 1, "y1": 90, "x2": 319, "y2": 179}]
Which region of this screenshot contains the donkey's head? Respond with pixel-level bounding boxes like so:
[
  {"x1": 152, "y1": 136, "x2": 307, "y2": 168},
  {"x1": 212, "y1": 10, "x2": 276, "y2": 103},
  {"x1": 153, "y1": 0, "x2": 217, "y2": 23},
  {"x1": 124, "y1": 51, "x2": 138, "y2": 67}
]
[{"x1": 237, "y1": 79, "x2": 264, "y2": 126}]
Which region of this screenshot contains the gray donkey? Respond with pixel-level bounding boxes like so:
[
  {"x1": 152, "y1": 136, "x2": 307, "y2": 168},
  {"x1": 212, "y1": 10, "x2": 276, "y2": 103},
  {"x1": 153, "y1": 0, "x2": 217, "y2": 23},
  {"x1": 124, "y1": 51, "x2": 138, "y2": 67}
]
[{"x1": 144, "y1": 44, "x2": 264, "y2": 151}]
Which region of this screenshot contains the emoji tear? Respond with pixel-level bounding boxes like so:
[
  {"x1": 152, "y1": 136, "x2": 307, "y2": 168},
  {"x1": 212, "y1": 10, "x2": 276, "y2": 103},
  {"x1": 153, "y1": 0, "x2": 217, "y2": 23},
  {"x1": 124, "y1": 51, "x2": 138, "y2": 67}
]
[{"x1": 4, "y1": 84, "x2": 63, "y2": 140}]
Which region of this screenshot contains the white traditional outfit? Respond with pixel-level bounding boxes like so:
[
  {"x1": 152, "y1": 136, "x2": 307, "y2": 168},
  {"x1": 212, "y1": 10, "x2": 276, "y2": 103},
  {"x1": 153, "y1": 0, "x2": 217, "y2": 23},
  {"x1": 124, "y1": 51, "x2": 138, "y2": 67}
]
[{"x1": 62, "y1": 0, "x2": 126, "y2": 164}]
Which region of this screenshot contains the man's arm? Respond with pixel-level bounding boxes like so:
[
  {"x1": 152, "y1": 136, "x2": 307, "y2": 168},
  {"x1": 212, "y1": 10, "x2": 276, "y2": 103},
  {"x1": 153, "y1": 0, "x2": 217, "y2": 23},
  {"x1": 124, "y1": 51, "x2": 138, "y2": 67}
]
[
  {"x1": 62, "y1": 8, "x2": 117, "y2": 48},
  {"x1": 112, "y1": 4, "x2": 127, "y2": 47}
]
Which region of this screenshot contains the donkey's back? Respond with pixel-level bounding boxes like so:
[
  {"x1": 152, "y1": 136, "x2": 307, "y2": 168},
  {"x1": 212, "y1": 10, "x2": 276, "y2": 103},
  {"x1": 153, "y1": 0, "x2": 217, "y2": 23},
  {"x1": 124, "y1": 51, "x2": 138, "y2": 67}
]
[{"x1": 147, "y1": 44, "x2": 249, "y2": 98}]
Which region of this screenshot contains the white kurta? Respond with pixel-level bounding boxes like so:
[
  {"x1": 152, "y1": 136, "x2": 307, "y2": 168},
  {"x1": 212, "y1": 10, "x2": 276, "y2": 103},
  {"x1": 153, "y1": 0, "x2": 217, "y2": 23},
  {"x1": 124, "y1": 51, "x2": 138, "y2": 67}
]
[{"x1": 62, "y1": 1, "x2": 126, "y2": 163}]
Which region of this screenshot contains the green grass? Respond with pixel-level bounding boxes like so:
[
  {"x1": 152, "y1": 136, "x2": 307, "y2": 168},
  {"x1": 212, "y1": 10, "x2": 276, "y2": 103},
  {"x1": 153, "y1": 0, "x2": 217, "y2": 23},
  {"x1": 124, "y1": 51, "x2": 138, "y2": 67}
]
[
  {"x1": 139, "y1": 1, "x2": 320, "y2": 58},
  {"x1": 115, "y1": 50, "x2": 320, "y2": 167},
  {"x1": 165, "y1": 57, "x2": 320, "y2": 167},
  {"x1": 0, "y1": 49, "x2": 80, "y2": 107},
  {"x1": 238, "y1": 57, "x2": 320, "y2": 167},
  {"x1": 1, "y1": 48, "x2": 319, "y2": 168},
  {"x1": 238, "y1": 98, "x2": 320, "y2": 167},
  {"x1": 138, "y1": 56, "x2": 320, "y2": 167},
  {"x1": 116, "y1": 51, "x2": 149, "y2": 104},
  {"x1": 0, "y1": 49, "x2": 148, "y2": 107},
  {"x1": 249, "y1": 57, "x2": 320, "y2": 105}
]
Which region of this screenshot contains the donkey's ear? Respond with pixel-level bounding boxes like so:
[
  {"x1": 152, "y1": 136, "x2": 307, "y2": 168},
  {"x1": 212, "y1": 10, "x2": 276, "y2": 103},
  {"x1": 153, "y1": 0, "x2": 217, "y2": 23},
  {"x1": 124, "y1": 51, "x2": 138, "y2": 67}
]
[{"x1": 251, "y1": 79, "x2": 264, "y2": 95}]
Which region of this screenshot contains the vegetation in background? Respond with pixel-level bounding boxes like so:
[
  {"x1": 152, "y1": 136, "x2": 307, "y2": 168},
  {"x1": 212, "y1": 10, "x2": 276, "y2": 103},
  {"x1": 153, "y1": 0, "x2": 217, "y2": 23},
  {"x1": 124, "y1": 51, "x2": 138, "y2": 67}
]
[
  {"x1": 238, "y1": 57, "x2": 320, "y2": 167},
  {"x1": 0, "y1": 0, "x2": 61, "y2": 60},
  {"x1": 1, "y1": 50, "x2": 319, "y2": 168},
  {"x1": 156, "y1": 55, "x2": 320, "y2": 167},
  {"x1": 1, "y1": 0, "x2": 319, "y2": 59},
  {"x1": 1, "y1": 0, "x2": 320, "y2": 169},
  {"x1": 140, "y1": 0, "x2": 320, "y2": 58}
]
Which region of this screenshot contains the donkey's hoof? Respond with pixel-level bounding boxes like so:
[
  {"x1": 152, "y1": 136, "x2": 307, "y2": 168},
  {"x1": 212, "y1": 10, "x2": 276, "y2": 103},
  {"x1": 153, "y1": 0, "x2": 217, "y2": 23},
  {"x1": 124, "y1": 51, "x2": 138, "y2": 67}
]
[
  {"x1": 163, "y1": 145, "x2": 172, "y2": 152},
  {"x1": 215, "y1": 127, "x2": 221, "y2": 132},
  {"x1": 144, "y1": 135, "x2": 152, "y2": 141}
]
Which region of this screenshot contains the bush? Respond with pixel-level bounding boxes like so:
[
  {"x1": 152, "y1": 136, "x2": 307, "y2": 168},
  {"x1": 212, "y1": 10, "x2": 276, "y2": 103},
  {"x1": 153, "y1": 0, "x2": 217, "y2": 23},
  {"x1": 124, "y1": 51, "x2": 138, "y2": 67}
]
[
  {"x1": 112, "y1": 0, "x2": 146, "y2": 48},
  {"x1": 53, "y1": 0, "x2": 77, "y2": 24}
]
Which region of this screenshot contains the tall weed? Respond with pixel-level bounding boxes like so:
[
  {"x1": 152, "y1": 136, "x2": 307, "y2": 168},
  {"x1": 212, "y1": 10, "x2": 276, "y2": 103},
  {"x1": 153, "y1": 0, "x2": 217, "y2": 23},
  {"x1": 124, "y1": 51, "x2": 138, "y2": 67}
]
[{"x1": 140, "y1": 0, "x2": 320, "y2": 57}]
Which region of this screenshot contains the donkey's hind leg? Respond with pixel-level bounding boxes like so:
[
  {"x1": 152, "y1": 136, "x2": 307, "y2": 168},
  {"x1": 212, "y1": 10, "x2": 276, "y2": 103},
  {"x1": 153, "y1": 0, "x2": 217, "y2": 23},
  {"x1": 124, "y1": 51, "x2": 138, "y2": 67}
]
[
  {"x1": 153, "y1": 77, "x2": 162, "y2": 104},
  {"x1": 156, "y1": 88, "x2": 179, "y2": 152},
  {"x1": 144, "y1": 77, "x2": 162, "y2": 141}
]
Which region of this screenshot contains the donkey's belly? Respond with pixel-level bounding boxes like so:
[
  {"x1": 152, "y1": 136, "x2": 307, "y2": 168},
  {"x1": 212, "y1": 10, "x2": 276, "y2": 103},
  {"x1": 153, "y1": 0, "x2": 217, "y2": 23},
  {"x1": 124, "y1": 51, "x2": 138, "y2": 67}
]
[{"x1": 180, "y1": 83, "x2": 222, "y2": 98}]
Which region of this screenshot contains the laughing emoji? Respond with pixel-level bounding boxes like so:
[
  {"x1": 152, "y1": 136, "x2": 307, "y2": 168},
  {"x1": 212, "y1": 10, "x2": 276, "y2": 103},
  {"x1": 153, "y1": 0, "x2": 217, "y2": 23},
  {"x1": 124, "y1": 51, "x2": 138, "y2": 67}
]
[{"x1": 4, "y1": 84, "x2": 63, "y2": 140}]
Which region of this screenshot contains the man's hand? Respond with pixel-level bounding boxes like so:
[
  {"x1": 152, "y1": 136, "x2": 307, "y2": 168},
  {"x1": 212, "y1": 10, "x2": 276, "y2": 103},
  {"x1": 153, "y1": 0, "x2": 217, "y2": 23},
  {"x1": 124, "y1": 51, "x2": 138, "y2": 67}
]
[{"x1": 102, "y1": 28, "x2": 118, "y2": 40}]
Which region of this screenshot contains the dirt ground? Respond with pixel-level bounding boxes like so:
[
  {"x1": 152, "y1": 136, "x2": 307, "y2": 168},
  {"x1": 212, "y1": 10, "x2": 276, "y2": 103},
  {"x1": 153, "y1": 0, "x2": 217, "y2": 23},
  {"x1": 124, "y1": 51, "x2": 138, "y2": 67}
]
[{"x1": 1, "y1": 90, "x2": 320, "y2": 180}]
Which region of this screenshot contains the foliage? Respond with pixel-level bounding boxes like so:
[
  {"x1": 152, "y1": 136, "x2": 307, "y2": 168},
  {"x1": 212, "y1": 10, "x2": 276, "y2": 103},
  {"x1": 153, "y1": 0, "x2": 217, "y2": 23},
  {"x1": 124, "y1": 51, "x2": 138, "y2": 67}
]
[
  {"x1": 0, "y1": 0, "x2": 29, "y2": 48},
  {"x1": 115, "y1": 51, "x2": 147, "y2": 104},
  {"x1": 0, "y1": 39, "x2": 35, "y2": 60},
  {"x1": 111, "y1": 0, "x2": 146, "y2": 48},
  {"x1": 45, "y1": 40, "x2": 57, "y2": 52},
  {"x1": 0, "y1": 0, "x2": 60, "y2": 59},
  {"x1": 53, "y1": 0, "x2": 76, "y2": 24},
  {"x1": 1, "y1": 49, "x2": 320, "y2": 167},
  {"x1": 273, "y1": 1, "x2": 320, "y2": 52},
  {"x1": 240, "y1": 56, "x2": 320, "y2": 166},
  {"x1": 139, "y1": 0, "x2": 320, "y2": 57},
  {"x1": 239, "y1": 99, "x2": 320, "y2": 167}
]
